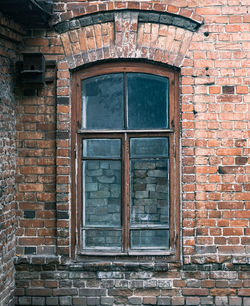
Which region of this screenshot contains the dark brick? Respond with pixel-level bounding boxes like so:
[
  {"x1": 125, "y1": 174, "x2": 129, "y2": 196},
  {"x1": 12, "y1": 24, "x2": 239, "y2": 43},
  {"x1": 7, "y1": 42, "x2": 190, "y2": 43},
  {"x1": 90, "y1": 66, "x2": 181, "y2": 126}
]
[
  {"x1": 148, "y1": 13, "x2": 160, "y2": 23},
  {"x1": 73, "y1": 297, "x2": 87, "y2": 305},
  {"x1": 46, "y1": 297, "x2": 59, "y2": 305},
  {"x1": 69, "y1": 19, "x2": 80, "y2": 30},
  {"x1": 79, "y1": 16, "x2": 93, "y2": 27},
  {"x1": 79, "y1": 288, "x2": 106, "y2": 296},
  {"x1": 138, "y1": 12, "x2": 149, "y2": 22},
  {"x1": 53, "y1": 288, "x2": 78, "y2": 296},
  {"x1": 160, "y1": 14, "x2": 173, "y2": 25},
  {"x1": 222, "y1": 86, "x2": 234, "y2": 94},
  {"x1": 24, "y1": 210, "x2": 35, "y2": 219},
  {"x1": 86, "y1": 297, "x2": 100, "y2": 305},
  {"x1": 57, "y1": 97, "x2": 69, "y2": 105},
  {"x1": 56, "y1": 131, "x2": 69, "y2": 139},
  {"x1": 59, "y1": 296, "x2": 72, "y2": 305},
  {"x1": 157, "y1": 296, "x2": 171, "y2": 305},
  {"x1": 24, "y1": 247, "x2": 36, "y2": 255},
  {"x1": 57, "y1": 211, "x2": 69, "y2": 219},
  {"x1": 31, "y1": 297, "x2": 45, "y2": 305},
  {"x1": 54, "y1": 21, "x2": 70, "y2": 33}
]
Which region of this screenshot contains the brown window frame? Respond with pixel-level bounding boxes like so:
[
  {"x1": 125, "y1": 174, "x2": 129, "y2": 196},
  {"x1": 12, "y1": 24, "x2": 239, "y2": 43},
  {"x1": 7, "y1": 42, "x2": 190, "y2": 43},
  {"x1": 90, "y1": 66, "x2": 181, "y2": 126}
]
[{"x1": 71, "y1": 62, "x2": 180, "y2": 261}]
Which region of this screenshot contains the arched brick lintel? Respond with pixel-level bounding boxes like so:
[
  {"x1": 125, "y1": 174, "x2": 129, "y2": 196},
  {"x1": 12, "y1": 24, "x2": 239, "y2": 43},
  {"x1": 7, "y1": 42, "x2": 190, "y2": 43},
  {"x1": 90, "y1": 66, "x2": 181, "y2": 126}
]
[
  {"x1": 55, "y1": 9, "x2": 203, "y2": 34},
  {"x1": 59, "y1": 10, "x2": 198, "y2": 71}
]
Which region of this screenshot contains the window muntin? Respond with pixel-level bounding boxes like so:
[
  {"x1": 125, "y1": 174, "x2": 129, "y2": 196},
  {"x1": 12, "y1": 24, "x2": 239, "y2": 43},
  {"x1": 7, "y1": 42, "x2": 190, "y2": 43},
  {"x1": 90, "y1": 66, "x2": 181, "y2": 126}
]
[{"x1": 73, "y1": 63, "x2": 179, "y2": 258}]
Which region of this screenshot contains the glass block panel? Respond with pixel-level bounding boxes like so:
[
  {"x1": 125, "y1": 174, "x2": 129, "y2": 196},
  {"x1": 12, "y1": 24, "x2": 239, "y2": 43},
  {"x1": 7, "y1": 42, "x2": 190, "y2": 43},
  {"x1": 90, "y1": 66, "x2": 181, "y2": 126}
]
[
  {"x1": 83, "y1": 160, "x2": 121, "y2": 227},
  {"x1": 130, "y1": 159, "x2": 169, "y2": 225},
  {"x1": 82, "y1": 74, "x2": 124, "y2": 129},
  {"x1": 131, "y1": 229, "x2": 169, "y2": 249},
  {"x1": 84, "y1": 229, "x2": 121, "y2": 249},
  {"x1": 127, "y1": 73, "x2": 169, "y2": 129},
  {"x1": 130, "y1": 138, "x2": 168, "y2": 158},
  {"x1": 83, "y1": 139, "x2": 121, "y2": 158}
]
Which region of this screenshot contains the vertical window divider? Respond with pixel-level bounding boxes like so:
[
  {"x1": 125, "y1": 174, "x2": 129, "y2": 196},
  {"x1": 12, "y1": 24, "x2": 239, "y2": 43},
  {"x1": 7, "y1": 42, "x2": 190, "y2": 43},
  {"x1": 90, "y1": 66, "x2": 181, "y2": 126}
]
[
  {"x1": 122, "y1": 133, "x2": 130, "y2": 252},
  {"x1": 123, "y1": 72, "x2": 130, "y2": 252},
  {"x1": 124, "y1": 72, "x2": 128, "y2": 130}
]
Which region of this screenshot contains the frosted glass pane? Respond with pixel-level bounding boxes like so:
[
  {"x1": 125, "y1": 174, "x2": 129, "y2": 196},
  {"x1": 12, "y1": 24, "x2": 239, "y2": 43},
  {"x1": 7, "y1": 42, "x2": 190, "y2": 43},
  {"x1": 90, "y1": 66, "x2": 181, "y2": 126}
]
[
  {"x1": 130, "y1": 138, "x2": 168, "y2": 158},
  {"x1": 82, "y1": 139, "x2": 121, "y2": 158},
  {"x1": 82, "y1": 74, "x2": 124, "y2": 129},
  {"x1": 131, "y1": 229, "x2": 169, "y2": 249},
  {"x1": 127, "y1": 73, "x2": 168, "y2": 129}
]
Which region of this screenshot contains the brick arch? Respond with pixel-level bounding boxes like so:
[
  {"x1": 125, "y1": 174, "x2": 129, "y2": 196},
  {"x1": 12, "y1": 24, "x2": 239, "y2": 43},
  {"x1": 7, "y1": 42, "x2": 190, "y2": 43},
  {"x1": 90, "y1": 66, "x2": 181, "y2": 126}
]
[{"x1": 57, "y1": 10, "x2": 203, "y2": 70}]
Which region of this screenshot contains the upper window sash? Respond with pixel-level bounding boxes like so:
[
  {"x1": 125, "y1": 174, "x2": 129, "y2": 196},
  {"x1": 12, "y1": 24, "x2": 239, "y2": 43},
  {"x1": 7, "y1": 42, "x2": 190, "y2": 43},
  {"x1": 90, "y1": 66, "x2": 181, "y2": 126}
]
[{"x1": 81, "y1": 73, "x2": 169, "y2": 131}]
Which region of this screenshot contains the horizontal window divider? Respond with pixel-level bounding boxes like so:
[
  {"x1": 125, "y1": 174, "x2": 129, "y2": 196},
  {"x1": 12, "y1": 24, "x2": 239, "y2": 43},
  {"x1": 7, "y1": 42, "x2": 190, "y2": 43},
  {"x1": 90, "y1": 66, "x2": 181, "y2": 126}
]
[
  {"x1": 82, "y1": 157, "x2": 121, "y2": 160},
  {"x1": 130, "y1": 225, "x2": 169, "y2": 229},
  {"x1": 79, "y1": 251, "x2": 127, "y2": 256},
  {"x1": 78, "y1": 129, "x2": 174, "y2": 134},
  {"x1": 130, "y1": 157, "x2": 169, "y2": 160},
  {"x1": 128, "y1": 250, "x2": 175, "y2": 256},
  {"x1": 82, "y1": 227, "x2": 122, "y2": 230}
]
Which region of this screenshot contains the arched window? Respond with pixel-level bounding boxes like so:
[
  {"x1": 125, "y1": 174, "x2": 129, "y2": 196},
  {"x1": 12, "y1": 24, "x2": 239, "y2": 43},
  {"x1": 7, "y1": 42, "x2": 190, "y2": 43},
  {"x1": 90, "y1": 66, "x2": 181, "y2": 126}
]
[{"x1": 72, "y1": 62, "x2": 180, "y2": 258}]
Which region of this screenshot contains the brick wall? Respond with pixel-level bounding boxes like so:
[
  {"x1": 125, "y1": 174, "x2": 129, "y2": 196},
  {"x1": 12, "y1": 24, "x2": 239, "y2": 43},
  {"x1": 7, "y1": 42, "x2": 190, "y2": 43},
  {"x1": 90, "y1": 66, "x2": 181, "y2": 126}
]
[
  {"x1": 0, "y1": 13, "x2": 23, "y2": 306},
  {"x1": 10, "y1": 0, "x2": 250, "y2": 305},
  {"x1": 16, "y1": 61, "x2": 57, "y2": 257}
]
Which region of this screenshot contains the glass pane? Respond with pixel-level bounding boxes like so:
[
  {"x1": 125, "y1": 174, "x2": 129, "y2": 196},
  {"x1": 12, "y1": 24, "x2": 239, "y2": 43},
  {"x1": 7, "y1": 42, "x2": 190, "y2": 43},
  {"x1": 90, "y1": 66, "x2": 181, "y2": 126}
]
[
  {"x1": 83, "y1": 139, "x2": 121, "y2": 158},
  {"x1": 127, "y1": 73, "x2": 169, "y2": 129},
  {"x1": 84, "y1": 229, "x2": 121, "y2": 249},
  {"x1": 131, "y1": 229, "x2": 169, "y2": 249},
  {"x1": 130, "y1": 159, "x2": 169, "y2": 225},
  {"x1": 83, "y1": 160, "x2": 121, "y2": 227},
  {"x1": 82, "y1": 74, "x2": 124, "y2": 129},
  {"x1": 130, "y1": 138, "x2": 168, "y2": 158}
]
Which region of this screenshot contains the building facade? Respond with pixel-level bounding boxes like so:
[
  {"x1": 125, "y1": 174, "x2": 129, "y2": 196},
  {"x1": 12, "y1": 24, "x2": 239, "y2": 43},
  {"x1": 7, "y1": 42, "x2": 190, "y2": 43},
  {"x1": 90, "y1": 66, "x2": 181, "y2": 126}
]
[{"x1": 0, "y1": 0, "x2": 249, "y2": 305}]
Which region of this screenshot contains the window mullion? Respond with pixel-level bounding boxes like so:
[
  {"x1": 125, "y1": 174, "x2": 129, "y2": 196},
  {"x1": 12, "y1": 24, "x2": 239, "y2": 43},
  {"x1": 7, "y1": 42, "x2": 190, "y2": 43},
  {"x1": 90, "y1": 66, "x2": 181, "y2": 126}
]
[{"x1": 122, "y1": 132, "x2": 130, "y2": 252}]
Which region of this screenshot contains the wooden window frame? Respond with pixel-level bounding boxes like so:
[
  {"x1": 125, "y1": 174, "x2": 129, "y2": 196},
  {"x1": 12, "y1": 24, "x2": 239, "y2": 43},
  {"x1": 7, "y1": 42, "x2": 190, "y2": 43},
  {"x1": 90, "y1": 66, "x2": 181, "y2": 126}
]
[{"x1": 71, "y1": 62, "x2": 180, "y2": 261}]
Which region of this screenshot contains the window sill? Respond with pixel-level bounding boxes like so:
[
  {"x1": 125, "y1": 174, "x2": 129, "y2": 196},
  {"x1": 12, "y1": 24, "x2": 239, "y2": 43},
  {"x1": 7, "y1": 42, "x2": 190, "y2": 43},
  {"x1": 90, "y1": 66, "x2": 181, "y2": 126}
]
[
  {"x1": 78, "y1": 250, "x2": 175, "y2": 257},
  {"x1": 71, "y1": 255, "x2": 181, "y2": 272}
]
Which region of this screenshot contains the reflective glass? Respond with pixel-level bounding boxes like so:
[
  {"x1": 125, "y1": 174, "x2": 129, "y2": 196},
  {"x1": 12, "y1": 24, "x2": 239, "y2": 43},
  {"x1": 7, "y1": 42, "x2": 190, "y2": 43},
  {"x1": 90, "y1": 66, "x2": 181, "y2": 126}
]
[
  {"x1": 82, "y1": 74, "x2": 124, "y2": 129},
  {"x1": 127, "y1": 73, "x2": 169, "y2": 129},
  {"x1": 130, "y1": 138, "x2": 168, "y2": 158},
  {"x1": 131, "y1": 229, "x2": 169, "y2": 249},
  {"x1": 82, "y1": 139, "x2": 121, "y2": 158}
]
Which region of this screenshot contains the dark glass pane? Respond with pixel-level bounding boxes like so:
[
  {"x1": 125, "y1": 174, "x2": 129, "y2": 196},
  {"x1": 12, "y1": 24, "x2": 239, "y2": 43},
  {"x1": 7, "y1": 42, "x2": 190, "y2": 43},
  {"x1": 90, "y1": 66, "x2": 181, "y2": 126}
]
[
  {"x1": 130, "y1": 159, "x2": 169, "y2": 225},
  {"x1": 82, "y1": 139, "x2": 121, "y2": 158},
  {"x1": 127, "y1": 73, "x2": 169, "y2": 129},
  {"x1": 82, "y1": 74, "x2": 124, "y2": 129},
  {"x1": 131, "y1": 229, "x2": 169, "y2": 249},
  {"x1": 130, "y1": 138, "x2": 168, "y2": 158},
  {"x1": 84, "y1": 229, "x2": 121, "y2": 249},
  {"x1": 83, "y1": 160, "x2": 121, "y2": 227}
]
